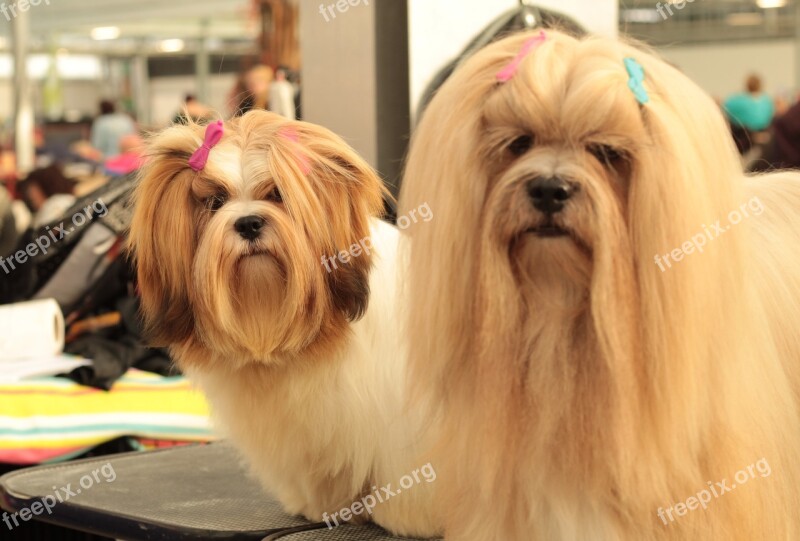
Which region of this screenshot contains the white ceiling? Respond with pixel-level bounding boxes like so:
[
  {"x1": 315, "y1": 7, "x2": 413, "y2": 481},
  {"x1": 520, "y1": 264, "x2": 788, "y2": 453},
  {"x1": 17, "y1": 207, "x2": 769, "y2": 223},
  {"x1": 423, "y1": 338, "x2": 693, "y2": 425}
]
[
  {"x1": 620, "y1": 0, "x2": 797, "y2": 44},
  {"x1": 0, "y1": 0, "x2": 257, "y2": 52}
]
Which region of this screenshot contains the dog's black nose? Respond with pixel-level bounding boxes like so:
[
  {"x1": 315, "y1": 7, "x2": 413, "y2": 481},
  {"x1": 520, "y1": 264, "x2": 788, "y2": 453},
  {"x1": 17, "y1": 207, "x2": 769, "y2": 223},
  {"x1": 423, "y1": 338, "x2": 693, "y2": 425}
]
[
  {"x1": 527, "y1": 177, "x2": 573, "y2": 214},
  {"x1": 234, "y1": 215, "x2": 266, "y2": 241}
]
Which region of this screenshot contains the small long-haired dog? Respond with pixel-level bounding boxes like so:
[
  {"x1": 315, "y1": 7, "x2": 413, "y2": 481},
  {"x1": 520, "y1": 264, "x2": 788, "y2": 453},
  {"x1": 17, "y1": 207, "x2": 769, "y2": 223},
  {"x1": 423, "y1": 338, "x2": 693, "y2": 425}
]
[
  {"x1": 401, "y1": 30, "x2": 800, "y2": 540},
  {"x1": 129, "y1": 110, "x2": 440, "y2": 537}
]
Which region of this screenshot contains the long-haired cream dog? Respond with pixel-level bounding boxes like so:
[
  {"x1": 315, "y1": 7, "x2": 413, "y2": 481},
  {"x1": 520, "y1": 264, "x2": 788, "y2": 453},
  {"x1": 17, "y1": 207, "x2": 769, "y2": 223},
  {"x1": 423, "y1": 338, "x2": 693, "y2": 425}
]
[
  {"x1": 129, "y1": 110, "x2": 440, "y2": 537},
  {"x1": 401, "y1": 30, "x2": 800, "y2": 540}
]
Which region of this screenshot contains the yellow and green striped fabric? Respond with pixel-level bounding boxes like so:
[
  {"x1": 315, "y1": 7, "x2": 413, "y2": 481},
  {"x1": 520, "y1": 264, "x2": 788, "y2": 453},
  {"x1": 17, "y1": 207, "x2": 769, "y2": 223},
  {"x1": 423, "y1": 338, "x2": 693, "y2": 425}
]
[{"x1": 0, "y1": 369, "x2": 215, "y2": 464}]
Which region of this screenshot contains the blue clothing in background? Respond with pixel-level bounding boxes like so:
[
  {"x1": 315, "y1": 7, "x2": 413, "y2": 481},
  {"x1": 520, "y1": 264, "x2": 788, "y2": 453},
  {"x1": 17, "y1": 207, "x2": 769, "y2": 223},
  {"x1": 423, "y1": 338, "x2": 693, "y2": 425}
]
[
  {"x1": 724, "y1": 93, "x2": 775, "y2": 131},
  {"x1": 91, "y1": 113, "x2": 136, "y2": 158}
]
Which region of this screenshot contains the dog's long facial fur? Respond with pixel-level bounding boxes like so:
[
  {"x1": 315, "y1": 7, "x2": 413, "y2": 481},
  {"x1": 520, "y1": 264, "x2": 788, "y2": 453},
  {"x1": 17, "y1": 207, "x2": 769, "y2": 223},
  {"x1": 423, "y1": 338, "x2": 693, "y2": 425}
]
[
  {"x1": 129, "y1": 113, "x2": 444, "y2": 538},
  {"x1": 129, "y1": 111, "x2": 384, "y2": 367},
  {"x1": 402, "y1": 31, "x2": 800, "y2": 540}
]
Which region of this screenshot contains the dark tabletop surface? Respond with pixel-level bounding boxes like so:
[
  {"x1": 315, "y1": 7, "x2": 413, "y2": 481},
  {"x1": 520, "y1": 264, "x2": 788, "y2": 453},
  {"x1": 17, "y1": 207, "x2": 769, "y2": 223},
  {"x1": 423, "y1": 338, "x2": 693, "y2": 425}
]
[{"x1": 0, "y1": 442, "x2": 433, "y2": 541}]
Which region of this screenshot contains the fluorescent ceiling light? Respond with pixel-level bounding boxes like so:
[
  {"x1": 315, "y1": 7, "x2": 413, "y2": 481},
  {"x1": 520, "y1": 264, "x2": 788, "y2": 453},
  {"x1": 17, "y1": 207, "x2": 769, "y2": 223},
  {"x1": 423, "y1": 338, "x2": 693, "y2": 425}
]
[
  {"x1": 91, "y1": 26, "x2": 120, "y2": 40},
  {"x1": 56, "y1": 55, "x2": 102, "y2": 79},
  {"x1": 158, "y1": 39, "x2": 185, "y2": 53},
  {"x1": 757, "y1": 0, "x2": 787, "y2": 7},
  {"x1": 726, "y1": 12, "x2": 765, "y2": 25},
  {"x1": 205, "y1": 37, "x2": 223, "y2": 51},
  {"x1": 622, "y1": 9, "x2": 661, "y2": 23},
  {"x1": 0, "y1": 54, "x2": 101, "y2": 79}
]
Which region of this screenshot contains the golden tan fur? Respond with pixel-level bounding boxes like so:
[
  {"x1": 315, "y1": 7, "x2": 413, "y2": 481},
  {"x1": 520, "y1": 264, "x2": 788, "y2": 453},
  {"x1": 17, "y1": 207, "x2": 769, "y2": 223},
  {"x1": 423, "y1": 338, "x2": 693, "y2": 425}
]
[
  {"x1": 129, "y1": 111, "x2": 441, "y2": 537},
  {"x1": 130, "y1": 111, "x2": 381, "y2": 359},
  {"x1": 401, "y1": 31, "x2": 800, "y2": 540}
]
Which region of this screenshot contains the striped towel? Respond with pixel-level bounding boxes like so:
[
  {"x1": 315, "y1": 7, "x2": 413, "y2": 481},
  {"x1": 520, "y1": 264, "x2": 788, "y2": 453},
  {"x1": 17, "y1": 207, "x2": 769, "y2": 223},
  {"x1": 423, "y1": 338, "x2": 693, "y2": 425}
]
[{"x1": 0, "y1": 369, "x2": 215, "y2": 464}]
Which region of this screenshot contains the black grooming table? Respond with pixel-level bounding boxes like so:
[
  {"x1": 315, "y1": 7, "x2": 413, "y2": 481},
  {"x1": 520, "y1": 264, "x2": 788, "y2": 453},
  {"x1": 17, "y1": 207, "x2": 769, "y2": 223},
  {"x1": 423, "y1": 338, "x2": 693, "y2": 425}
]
[
  {"x1": 263, "y1": 524, "x2": 424, "y2": 541},
  {"x1": 0, "y1": 442, "x2": 430, "y2": 540}
]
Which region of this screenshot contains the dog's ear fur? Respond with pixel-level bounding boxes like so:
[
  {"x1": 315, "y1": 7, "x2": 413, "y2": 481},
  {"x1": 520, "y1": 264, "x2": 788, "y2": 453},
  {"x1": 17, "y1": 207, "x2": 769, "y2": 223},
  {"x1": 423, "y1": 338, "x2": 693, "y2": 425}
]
[
  {"x1": 321, "y1": 151, "x2": 384, "y2": 322},
  {"x1": 128, "y1": 126, "x2": 201, "y2": 346},
  {"x1": 325, "y1": 252, "x2": 372, "y2": 322},
  {"x1": 271, "y1": 121, "x2": 387, "y2": 322}
]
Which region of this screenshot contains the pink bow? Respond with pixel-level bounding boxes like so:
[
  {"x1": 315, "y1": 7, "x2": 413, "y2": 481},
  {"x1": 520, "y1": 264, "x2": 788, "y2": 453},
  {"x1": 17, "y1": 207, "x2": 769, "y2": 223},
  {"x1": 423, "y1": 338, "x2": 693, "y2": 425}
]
[
  {"x1": 189, "y1": 120, "x2": 224, "y2": 172},
  {"x1": 496, "y1": 30, "x2": 547, "y2": 83},
  {"x1": 279, "y1": 127, "x2": 311, "y2": 175}
]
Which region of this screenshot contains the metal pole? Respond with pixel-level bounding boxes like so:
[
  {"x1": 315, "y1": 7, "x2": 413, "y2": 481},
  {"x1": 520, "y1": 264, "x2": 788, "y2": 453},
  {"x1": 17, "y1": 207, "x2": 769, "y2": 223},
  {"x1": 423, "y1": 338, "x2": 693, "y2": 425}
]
[
  {"x1": 796, "y1": 1, "x2": 800, "y2": 92},
  {"x1": 132, "y1": 54, "x2": 150, "y2": 126},
  {"x1": 12, "y1": 6, "x2": 34, "y2": 176},
  {"x1": 196, "y1": 18, "x2": 210, "y2": 104}
]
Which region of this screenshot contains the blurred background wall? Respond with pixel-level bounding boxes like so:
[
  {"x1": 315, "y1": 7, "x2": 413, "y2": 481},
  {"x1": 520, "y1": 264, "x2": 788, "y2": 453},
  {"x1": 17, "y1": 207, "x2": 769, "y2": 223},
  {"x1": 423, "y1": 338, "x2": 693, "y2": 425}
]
[{"x1": 1, "y1": 1, "x2": 798, "y2": 186}]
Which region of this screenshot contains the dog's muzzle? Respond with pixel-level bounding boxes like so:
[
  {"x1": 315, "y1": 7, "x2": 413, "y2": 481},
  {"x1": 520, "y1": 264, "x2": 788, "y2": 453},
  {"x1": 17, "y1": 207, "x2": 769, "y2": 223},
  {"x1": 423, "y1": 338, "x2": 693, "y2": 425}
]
[
  {"x1": 526, "y1": 176, "x2": 574, "y2": 215},
  {"x1": 234, "y1": 215, "x2": 266, "y2": 241}
]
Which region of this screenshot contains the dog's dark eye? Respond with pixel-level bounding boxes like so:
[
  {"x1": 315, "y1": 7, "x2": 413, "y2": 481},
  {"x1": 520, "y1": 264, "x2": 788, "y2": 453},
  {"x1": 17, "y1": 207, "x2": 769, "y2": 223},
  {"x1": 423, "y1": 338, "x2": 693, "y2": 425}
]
[
  {"x1": 205, "y1": 194, "x2": 226, "y2": 212},
  {"x1": 588, "y1": 144, "x2": 627, "y2": 165},
  {"x1": 266, "y1": 187, "x2": 283, "y2": 204},
  {"x1": 507, "y1": 135, "x2": 534, "y2": 157}
]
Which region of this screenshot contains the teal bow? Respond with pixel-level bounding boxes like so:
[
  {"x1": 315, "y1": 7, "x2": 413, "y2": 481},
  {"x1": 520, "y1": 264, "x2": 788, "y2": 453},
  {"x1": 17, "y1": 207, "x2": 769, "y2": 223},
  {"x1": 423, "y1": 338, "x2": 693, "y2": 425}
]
[{"x1": 624, "y1": 57, "x2": 650, "y2": 105}]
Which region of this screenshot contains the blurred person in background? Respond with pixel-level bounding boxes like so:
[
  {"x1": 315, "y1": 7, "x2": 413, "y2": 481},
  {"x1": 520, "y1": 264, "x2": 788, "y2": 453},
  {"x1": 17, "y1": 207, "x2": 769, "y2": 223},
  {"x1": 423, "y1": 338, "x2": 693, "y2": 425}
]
[
  {"x1": 751, "y1": 98, "x2": 800, "y2": 171},
  {"x1": 173, "y1": 94, "x2": 213, "y2": 125},
  {"x1": 235, "y1": 65, "x2": 274, "y2": 116},
  {"x1": 0, "y1": 184, "x2": 17, "y2": 257},
  {"x1": 17, "y1": 164, "x2": 75, "y2": 228},
  {"x1": 104, "y1": 134, "x2": 145, "y2": 177},
  {"x1": 724, "y1": 74, "x2": 775, "y2": 154},
  {"x1": 269, "y1": 66, "x2": 297, "y2": 120},
  {"x1": 774, "y1": 95, "x2": 792, "y2": 118},
  {"x1": 90, "y1": 100, "x2": 136, "y2": 159}
]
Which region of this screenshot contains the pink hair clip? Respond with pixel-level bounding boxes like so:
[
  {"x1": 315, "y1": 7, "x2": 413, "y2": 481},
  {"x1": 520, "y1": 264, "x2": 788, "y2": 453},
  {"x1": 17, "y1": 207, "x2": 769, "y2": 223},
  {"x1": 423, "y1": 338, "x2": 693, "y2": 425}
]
[
  {"x1": 189, "y1": 120, "x2": 224, "y2": 172},
  {"x1": 496, "y1": 30, "x2": 547, "y2": 83},
  {"x1": 279, "y1": 126, "x2": 311, "y2": 175}
]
